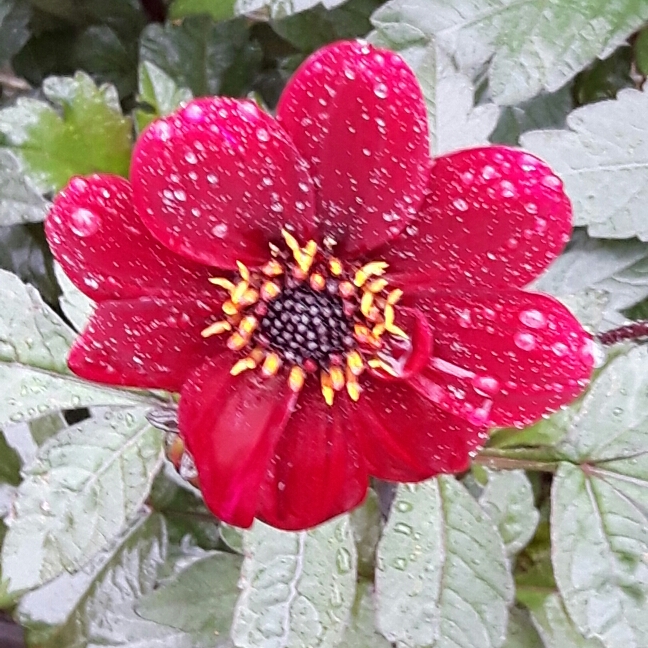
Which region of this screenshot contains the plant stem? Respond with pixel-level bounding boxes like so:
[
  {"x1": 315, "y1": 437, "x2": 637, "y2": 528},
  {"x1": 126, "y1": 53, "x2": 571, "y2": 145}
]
[
  {"x1": 474, "y1": 451, "x2": 558, "y2": 473},
  {"x1": 597, "y1": 320, "x2": 648, "y2": 345}
]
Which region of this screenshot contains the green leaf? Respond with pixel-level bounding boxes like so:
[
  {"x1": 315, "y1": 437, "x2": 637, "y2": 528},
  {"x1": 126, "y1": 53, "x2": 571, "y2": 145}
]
[
  {"x1": 137, "y1": 552, "x2": 242, "y2": 644},
  {"x1": 139, "y1": 16, "x2": 262, "y2": 100},
  {"x1": 635, "y1": 27, "x2": 648, "y2": 76},
  {"x1": 528, "y1": 593, "x2": 605, "y2": 648},
  {"x1": 520, "y1": 87, "x2": 648, "y2": 242},
  {"x1": 341, "y1": 580, "x2": 391, "y2": 648},
  {"x1": 219, "y1": 521, "x2": 243, "y2": 553},
  {"x1": 573, "y1": 46, "x2": 633, "y2": 105},
  {"x1": 479, "y1": 469, "x2": 539, "y2": 557},
  {"x1": 375, "y1": 477, "x2": 513, "y2": 647},
  {"x1": 0, "y1": 150, "x2": 49, "y2": 225},
  {"x1": 169, "y1": 0, "x2": 236, "y2": 22},
  {"x1": 232, "y1": 516, "x2": 357, "y2": 648},
  {"x1": 16, "y1": 514, "x2": 200, "y2": 647},
  {"x1": 0, "y1": 430, "x2": 21, "y2": 486},
  {"x1": 1, "y1": 407, "x2": 163, "y2": 594},
  {"x1": 490, "y1": 86, "x2": 573, "y2": 146},
  {"x1": 0, "y1": 0, "x2": 31, "y2": 65},
  {"x1": 502, "y1": 607, "x2": 544, "y2": 648},
  {"x1": 235, "y1": 0, "x2": 348, "y2": 20},
  {"x1": 54, "y1": 262, "x2": 95, "y2": 332},
  {"x1": 0, "y1": 71, "x2": 132, "y2": 194},
  {"x1": 135, "y1": 61, "x2": 193, "y2": 133},
  {"x1": 271, "y1": 0, "x2": 382, "y2": 54},
  {"x1": 367, "y1": 33, "x2": 499, "y2": 154},
  {"x1": 0, "y1": 269, "x2": 143, "y2": 427},
  {"x1": 552, "y1": 461, "x2": 648, "y2": 648},
  {"x1": 370, "y1": 0, "x2": 648, "y2": 105}
]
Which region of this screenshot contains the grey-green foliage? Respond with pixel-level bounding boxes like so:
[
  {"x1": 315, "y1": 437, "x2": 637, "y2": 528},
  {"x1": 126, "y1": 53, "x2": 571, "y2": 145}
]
[
  {"x1": 521, "y1": 87, "x2": 648, "y2": 242},
  {"x1": 375, "y1": 478, "x2": 513, "y2": 648},
  {"x1": 232, "y1": 516, "x2": 357, "y2": 648},
  {"x1": 1, "y1": 408, "x2": 162, "y2": 594},
  {"x1": 370, "y1": 0, "x2": 648, "y2": 104}
]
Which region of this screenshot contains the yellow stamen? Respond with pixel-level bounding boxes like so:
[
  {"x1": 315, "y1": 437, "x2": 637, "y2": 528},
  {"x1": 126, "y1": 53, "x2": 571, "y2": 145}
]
[
  {"x1": 387, "y1": 288, "x2": 403, "y2": 305},
  {"x1": 222, "y1": 300, "x2": 238, "y2": 316},
  {"x1": 354, "y1": 323, "x2": 371, "y2": 340},
  {"x1": 367, "y1": 305, "x2": 381, "y2": 322},
  {"x1": 261, "y1": 259, "x2": 283, "y2": 277},
  {"x1": 261, "y1": 281, "x2": 281, "y2": 301},
  {"x1": 249, "y1": 347, "x2": 265, "y2": 364},
  {"x1": 200, "y1": 320, "x2": 231, "y2": 338},
  {"x1": 282, "y1": 229, "x2": 301, "y2": 257},
  {"x1": 320, "y1": 371, "x2": 335, "y2": 406},
  {"x1": 368, "y1": 278, "x2": 389, "y2": 293},
  {"x1": 339, "y1": 281, "x2": 355, "y2": 299},
  {"x1": 236, "y1": 261, "x2": 250, "y2": 282},
  {"x1": 239, "y1": 288, "x2": 259, "y2": 307},
  {"x1": 372, "y1": 323, "x2": 386, "y2": 338},
  {"x1": 354, "y1": 261, "x2": 388, "y2": 287},
  {"x1": 346, "y1": 370, "x2": 361, "y2": 401},
  {"x1": 239, "y1": 315, "x2": 258, "y2": 336},
  {"x1": 384, "y1": 304, "x2": 408, "y2": 338},
  {"x1": 288, "y1": 366, "x2": 306, "y2": 392},
  {"x1": 209, "y1": 277, "x2": 235, "y2": 291},
  {"x1": 230, "y1": 357, "x2": 257, "y2": 376},
  {"x1": 231, "y1": 280, "x2": 249, "y2": 304},
  {"x1": 347, "y1": 350, "x2": 364, "y2": 376},
  {"x1": 329, "y1": 258, "x2": 343, "y2": 276},
  {"x1": 387, "y1": 324, "x2": 409, "y2": 339},
  {"x1": 368, "y1": 358, "x2": 400, "y2": 377},
  {"x1": 227, "y1": 332, "x2": 248, "y2": 351},
  {"x1": 360, "y1": 291, "x2": 374, "y2": 317},
  {"x1": 330, "y1": 366, "x2": 345, "y2": 391},
  {"x1": 261, "y1": 352, "x2": 281, "y2": 377},
  {"x1": 304, "y1": 240, "x2": 317, "y2": 258},
  {"x1": 310, "y1": 273, "x2": 326, "y2": 291}
]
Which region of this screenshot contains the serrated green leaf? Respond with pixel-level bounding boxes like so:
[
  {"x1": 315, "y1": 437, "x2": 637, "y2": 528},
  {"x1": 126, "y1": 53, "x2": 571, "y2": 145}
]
[
  {"x1": 1, "y1": 407, "x2": 163, "y2": 594},
  {"x1": 529, "y1": 593, "x2": 605, "y2": 648},
  {"x1": 0, "y1": 71, "x2": 132, "y2": 194},
  {"x1": 370, "y1": 0, "x2": 648, "y2": 105},
  {"x1": 169, "y1": 0, "x2": 236, "y2": 22},
  {"x1": 271, "y1": 0, "x2": 382, "y2": 53},
  {"x1": 135, "y1": 61, "x2": 193, "y2": 133},
  {"x1": 521, "y1": 87, "x2": 648, "y2": 242},
  {"x1": 479, "y1": 469, "x2": 539, "y2": 557},
  {"x1": 0, "y1": 150, "x2": 49, "y2": 225},
  {"x1": 232, "y1": 516, "x2": 357, "y2": 648},
  {"x1": 490, "y1": 86, "x2": 573, "y2": 146},
  {"x1": 0, "y1": 0, "x2": 31, "y2": 64},
  {"x1": 367, "y1": 33, "x2": 499, "y2": 154},
  {"x1": 552, "y1": 462, "x2": 648, "y2": 648},
  {"x1": 341, "y1": 580, "x2": 391, "y2": 648},
  {"x1": 375, "y1": 477, "x2": 513, "y2": 648},
  {"x1": 139, "y1": 16, "x2": 261, "y2": 100},
  {"x1": 502, "y1": 607, "x2": 544, "y2": 648},
  {"x1": 16, "y1": 513, "x2": 202, "y2": 647},
  {"x1": 137, "y1": 552, "x2": 242, "y2": 644},
  {"x1": 235, "y1": 0, "x2": 347, "y2": 20},
  {"x1": 54, "y1": 262, "x2": 95, "y2": 333},
  {"x1": 635, "y1": 28, "x2": 648, "y2": 76}
]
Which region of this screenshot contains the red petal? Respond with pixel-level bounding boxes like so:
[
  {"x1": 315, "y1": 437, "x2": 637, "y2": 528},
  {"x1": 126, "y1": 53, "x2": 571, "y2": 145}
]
[
  {"x1": 257, "y1": 383, "x2": 368, "y2": 530},
  {"x1": 276, "y1": 40, "x2": 430, "y2": 257},
  {"x1": 347, "y1": 378, "x2": 488, "y2": 481},
  {"x1": 68, "y1": 297, "x2": 225, "y2": 392},
  {"x1": 406, "y1": 290, "x2": 594, "y2": 428},
  {"x1": 380, "y1": 147, "x2": 572, "y2": 290},
  {"x1": 179, "y1": 357, "x2": 298, "y2": 528},
  {"x1": 46, "y1": 175, "x2": 216, "y2": 300},
  {"x1": 131, "y1": 97, "x2": 316, "y2": 269}
]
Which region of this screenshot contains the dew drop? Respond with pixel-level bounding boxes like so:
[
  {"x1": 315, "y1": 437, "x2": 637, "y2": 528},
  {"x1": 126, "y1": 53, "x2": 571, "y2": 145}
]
[
  {"x1": 514, "y1": 331, "x2": 537, "y2": 351},
  {"x1": 541, "y1": 174, "x2": 562, "y2": 189},
  {"x1": 212, "y1": 223, "x2": 228, "y2": 238},
  {"x1": 206, "y1": 173, "x2": 219, "y2": 185},
  {"x1": 256, "y1": 128, "x2": 270, "y2": 142},
  {"x1": 471, "y1": 375, "x2": 501, "y2": 397},
  {"x1": 184, "y1": 103, "x2": 205, "y2": 123},
  {"x1": 173, "y1": 189, "x2": 187, "y2": 202},
  {"x1": 519, "y1": 308, "x2": 547, "y2": 329},
  {"x1": 394, "y1": 522, "x2": 413, "y2": 536},
  {"x1": 374, "y1": 83, "x2": 388, "y2": 99},
  {"x1": 69, "y1": 208, "x2": 101, "y2": 237},
  {"x1": 453, "y1": 198, "x2": 469, "y2": 212},
  {"x1": 395, "y1": 500, "x2": 413, "y2": 513},
  {"x1": 482, "y1": 165, "x2": 497, "y2": 180},
  {"x1": 499, "y1": 180, "x2": 517, "y2": 198},
  {"x1": 336, "y1": 548, "x2": 352, "y2": 574},
  {"x1": 392, "y1": 557, "x2": 408, "y2": 571},
  {"x1": 184, "y1": 151, "x2": 198, "y2": 164}
]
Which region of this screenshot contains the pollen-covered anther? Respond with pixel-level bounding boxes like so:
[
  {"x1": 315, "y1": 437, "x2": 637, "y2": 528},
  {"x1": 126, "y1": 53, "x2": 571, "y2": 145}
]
[
  {"x1": 261, "y1": 281, "x2": 281, "y2": 301},
  {"x1": 368, "y1": 278, "x2": 389, "y2": 293},
  {"x1": 288, "y1": 365, "x2": 306, "y2": 392},
  {"x1": 261, "y1": 352, "x2": 282, "y2": 377},
  {"x1": 354, "y1": 261, "x2": 388, "y2": 288},
  {"x1": 201, "y1": 320, "x2": 231, "y2": 338},
  {"x1": 230, "y1": 356, "x2": 257, "y2": 376},
  {"x1": 231, "y1": 280, "x2": 249, "y2": 304},
  {"x1": 239, "y1": 288, "x2": 259, "y2": 307},
  {"x1": 329, "y1": 366, "x2": 345, "y2": 391},
  {"x1": 346, "y1": 369, "x2": 361, "y2": 401},
  {"x1": 261, "y1": 259, "x2": 284, "y2": 277},
  {"x1": 384, "y1": 304, "x2": 408, "y2": 339},
  {"x1": 339, "y1": 281, "x2": 355, "y2": 299},
  {"x1": 387, "y1": 288, "x2": 404, "y2": 305},
  {"x1": 329, "y1": 258, "x2": 343, "y2": 276},
  {"x1": 222, "y1": 300, "x2": 238, "y2": 316},
  {"x1": 209, "y1": 277, "x2": 235, "y2": 291},
  {"x1": 347, "y1": 350, "x2": 364, "y2": 376},
  {"x1": 236, "y1": 261, "x2": 250, "y2": 282},
  {"x1": 227, "y1": 332, "x2": 248, "y2": 351},
  {"x1": 360, "y1": 291, "x2": 374, "y2": 317},
  {"x1": 368, "y1": 358, "x2": 400, "y2": 377},
  {"x1": 320, "y1": 371, "x2": 335, "y2": 406},
  {"x1": 310, "y1": 273, "x2": 326, "y2": 291},
  {"x1": 238, "y1": 315, "x2": 258, "y2": 336}
]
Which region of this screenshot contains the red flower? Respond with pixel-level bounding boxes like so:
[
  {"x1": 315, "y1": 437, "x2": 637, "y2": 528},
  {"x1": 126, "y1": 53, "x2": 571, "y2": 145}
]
[{"x1": 46, "y1": 40, "x2": 593, "y2": 530}]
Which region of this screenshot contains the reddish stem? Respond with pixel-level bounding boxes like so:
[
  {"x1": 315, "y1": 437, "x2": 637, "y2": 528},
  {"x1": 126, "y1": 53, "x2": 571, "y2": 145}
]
[{"x1": 597, "y1": 321, "x2": 648, "y2": 346}]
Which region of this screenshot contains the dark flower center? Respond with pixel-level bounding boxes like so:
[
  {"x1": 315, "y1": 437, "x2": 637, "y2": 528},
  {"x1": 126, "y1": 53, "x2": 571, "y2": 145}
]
[{"x1": 258, "y1": 285, "x2": 354, "y2": 368}]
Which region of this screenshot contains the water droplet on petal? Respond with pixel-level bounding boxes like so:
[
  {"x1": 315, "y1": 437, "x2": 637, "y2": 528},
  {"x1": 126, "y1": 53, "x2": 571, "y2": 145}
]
[
  {"x1": 514, "y1": 331, "x2": 537, "y2": 351},
  {"x1": 500, "y1": 180, "x2": 517, "y2": 198},
  {"x1": 374, "y1": 82, "x2": 388, "y2": 99},
  {"x1": 519, "y1": 309, "x2": 547, "y2": 329},
  {"x1": 212, "y1": 223, "x2": 228, "y2": 238},
  {"x1": 256, "y1": 127, "x2": 270, "y2": 142},
  {"x1": 69, "y1": 208, "x2": 101, "y2": 237},
  {"x1": 541, "y1": 174, "x2": 562, "y2": 189},
  {"x1": 453, "y1": 198, "x2": 469, "y2": 212},
  {"x1": 185, "y1": 151, "x2": 198, "y2": 164},
  {"x1": 482, "y1": 165, "x2": 497, "y2": 180},
  {"x1": 471, "y1": 375, "x2": 501, "y2": 397}
]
